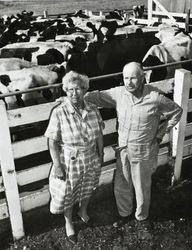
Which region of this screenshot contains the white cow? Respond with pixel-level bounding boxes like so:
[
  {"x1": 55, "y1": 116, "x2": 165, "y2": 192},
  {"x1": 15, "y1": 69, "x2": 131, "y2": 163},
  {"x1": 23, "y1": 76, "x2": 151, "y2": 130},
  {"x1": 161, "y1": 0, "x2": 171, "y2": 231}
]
[
  {"x1": 0, "y1": 65, "x2": 59, "y2": 107},
  {"x1": 0, "y1": 58, "x2": 35, "y2": 71},
  {"x1": 0, "y1": 82, "x2": 18, "y2": 109},
  {"x1": 142, "y1": 25, "x2": 192, "y2": 83},
  {"x1": 0, "y1": 41, "x2": 73, "y2": 64}
]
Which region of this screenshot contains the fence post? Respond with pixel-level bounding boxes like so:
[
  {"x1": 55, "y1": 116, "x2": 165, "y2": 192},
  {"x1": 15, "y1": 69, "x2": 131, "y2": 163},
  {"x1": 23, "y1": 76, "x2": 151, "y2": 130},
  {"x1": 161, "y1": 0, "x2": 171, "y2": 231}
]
[
  {"x1": 43, "y1": 10, "x2": 49, "y2": 19},
  {"x1": 172, "y1": 69, "x2": 190, "y2": 182},
  {"x1": 148, "y1": 0, "x2": 153, "y2": 24},
  {"x1": 0, "y1": 101, "x2": 25, "y2": 240},
  {"x1": 185, "y1": 9, "x2": 190, "y2": 33}
]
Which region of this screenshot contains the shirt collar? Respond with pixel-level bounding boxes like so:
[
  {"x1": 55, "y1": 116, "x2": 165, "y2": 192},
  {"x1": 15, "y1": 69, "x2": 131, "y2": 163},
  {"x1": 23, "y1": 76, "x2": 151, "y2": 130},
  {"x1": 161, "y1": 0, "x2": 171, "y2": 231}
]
[
  {"x1": 124, "y1": 85, "x2": 150, "y2": 104},
  {"x1": 62, "y1": 97, "x2": 92, "y2": 115}
]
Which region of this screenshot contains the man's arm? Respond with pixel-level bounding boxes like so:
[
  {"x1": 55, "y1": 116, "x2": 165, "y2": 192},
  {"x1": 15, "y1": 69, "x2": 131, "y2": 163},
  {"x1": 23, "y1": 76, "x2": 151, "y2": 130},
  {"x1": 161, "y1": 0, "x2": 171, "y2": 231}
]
[
  {"x1": 157, "y1": 94, "x2": 183, "y2": 141},
  {"x1": 84, "y1": 87, "x2": 120, "y2": 108}
]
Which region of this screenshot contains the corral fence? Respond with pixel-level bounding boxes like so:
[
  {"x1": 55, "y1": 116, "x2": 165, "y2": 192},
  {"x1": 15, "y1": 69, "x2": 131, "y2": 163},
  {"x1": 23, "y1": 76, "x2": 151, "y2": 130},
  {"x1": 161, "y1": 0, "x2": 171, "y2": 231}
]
[
  {"x1": 0, "y1": 65, "x2": 192, "y2": 241},
  {"x1": 145, "y1": 0, "x2": 192, "y2": 31}
]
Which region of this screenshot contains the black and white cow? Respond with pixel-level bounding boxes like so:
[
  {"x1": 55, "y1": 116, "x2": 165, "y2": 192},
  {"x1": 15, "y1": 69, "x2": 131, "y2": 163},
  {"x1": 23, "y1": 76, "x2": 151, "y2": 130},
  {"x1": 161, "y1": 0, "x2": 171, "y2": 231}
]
[{"x1": 142, "y1": 24, "x2": 192, "y2": 83}]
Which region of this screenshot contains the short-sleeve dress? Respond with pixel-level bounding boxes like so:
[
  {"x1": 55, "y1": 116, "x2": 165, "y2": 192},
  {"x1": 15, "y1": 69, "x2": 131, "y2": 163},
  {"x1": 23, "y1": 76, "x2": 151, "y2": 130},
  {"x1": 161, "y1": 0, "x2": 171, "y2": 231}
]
[{"x1": 45, "y1": 97, "x2": 104, "y2": 214}]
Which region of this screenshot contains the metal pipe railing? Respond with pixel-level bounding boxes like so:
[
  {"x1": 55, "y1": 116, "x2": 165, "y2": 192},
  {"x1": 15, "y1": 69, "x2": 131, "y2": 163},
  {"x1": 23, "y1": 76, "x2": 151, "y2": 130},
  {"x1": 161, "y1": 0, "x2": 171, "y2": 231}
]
[{"x1": 0, "y1": 58, "x2": 192, "y2": 98}]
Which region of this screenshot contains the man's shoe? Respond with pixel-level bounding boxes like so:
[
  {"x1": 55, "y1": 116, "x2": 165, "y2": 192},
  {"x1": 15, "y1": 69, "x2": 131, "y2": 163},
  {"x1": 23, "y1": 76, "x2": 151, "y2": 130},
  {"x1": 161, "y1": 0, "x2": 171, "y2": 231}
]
[
  {"x1": 113, "y1": 215, "x2": 133, "y2": 228},
  {"x1": 137, "y1": 219, "x2": 153, "y2": 232}
]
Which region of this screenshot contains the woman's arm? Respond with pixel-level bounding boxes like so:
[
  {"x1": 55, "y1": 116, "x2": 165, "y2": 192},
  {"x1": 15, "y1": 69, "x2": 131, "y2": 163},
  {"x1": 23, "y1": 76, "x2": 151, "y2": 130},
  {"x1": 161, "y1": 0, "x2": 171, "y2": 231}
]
[
  {"x1": 96, "y1": 130, "x2": 104, "y2": 165},
  {"x1": 48, "y1": 138, "x2": 66, "y2": 180}
]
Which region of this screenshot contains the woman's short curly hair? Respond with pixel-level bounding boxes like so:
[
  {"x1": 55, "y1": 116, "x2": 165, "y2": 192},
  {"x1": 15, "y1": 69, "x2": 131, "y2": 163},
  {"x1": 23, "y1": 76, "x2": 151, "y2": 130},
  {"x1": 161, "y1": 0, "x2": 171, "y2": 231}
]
[{"x1": 62, "y1": 71, "x2": 89, "y2": 92}]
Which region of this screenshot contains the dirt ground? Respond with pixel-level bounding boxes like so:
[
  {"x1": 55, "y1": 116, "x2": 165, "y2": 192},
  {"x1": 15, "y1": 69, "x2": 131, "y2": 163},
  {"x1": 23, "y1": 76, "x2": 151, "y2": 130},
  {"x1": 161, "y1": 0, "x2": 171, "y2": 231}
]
[{"x1": 1, "y1": 158, "x2": 192, "y2": 250}]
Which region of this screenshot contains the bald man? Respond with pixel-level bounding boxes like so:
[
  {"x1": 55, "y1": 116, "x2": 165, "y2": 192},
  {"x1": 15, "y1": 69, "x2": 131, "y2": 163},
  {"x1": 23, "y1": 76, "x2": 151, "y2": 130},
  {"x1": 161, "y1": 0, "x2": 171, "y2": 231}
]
[{"x1": 85, "y1": 62, "x2": 182, "y2": 229}]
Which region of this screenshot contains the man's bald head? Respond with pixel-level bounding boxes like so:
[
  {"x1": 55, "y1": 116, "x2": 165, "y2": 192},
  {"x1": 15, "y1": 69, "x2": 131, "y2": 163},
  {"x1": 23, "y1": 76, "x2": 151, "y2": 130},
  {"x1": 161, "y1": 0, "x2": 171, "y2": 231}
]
[
  {"x1": 123, "y1": 62, "x2": 145, "y2": 96},
  {"x1": 123, "y1": 62, "x2": 144, "y2": 79}
]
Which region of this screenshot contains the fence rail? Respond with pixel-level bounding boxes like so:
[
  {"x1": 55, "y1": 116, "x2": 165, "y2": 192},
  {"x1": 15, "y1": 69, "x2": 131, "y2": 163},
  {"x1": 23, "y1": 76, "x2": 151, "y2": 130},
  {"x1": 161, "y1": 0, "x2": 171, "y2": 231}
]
[
  {"x1": 0, "y1": 68, "x2": 192, "y2": 240},
  {"x1": 1, "y1": 59, "x2": 192, "y2": 99}
]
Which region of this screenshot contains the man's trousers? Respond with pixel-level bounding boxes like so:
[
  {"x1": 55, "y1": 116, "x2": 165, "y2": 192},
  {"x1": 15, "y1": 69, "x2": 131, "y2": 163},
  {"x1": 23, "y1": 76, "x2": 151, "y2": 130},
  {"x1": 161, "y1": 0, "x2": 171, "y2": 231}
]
[{"x1": 114, "y1": 147, "x2": 158, "y2": 221}]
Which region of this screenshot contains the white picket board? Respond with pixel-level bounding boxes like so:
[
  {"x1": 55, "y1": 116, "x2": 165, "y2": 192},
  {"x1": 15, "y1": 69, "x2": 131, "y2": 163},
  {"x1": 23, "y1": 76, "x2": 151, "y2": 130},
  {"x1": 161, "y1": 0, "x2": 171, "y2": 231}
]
[
  {"x1": 158, "y1": 149, "x2": 169, "y2": 166},
  {"x1": 188, "y1": 99, "x2": 192, "y2": 113},
  {"x1": 7, "y1": 102, "x2": 57, "y2": 128},
  {"x1": 104, "y1": 146, "x2": 116, "y2": 162},
  {"x1": 16, "y1": 163, "x2": 51, "y2": 187},
  {"x1": 152, "y1": 10, "x2": 191, "y2": 18},
  {"x1": 7, "y1": 101, "x2": 118, "y2": 129},
  {"x1": 103, "y1": 118, "x2": 117, "y2": 135},
  {"x1": 0, "y1": 199, "x2": 9, "y2": 220},
  {"x1": 138, "y1": 17, "x2": 186, "y2": 28},
  {"x1": 183, "y1": 138, "x2": 192, "y2": 157},
  {"x1": 0, "y1": 176, "x2": 4, "y2": 192},
  {"x1": 98, "y1": 163, "x2": 116, "y2": 185},
  {"x1": 13, "y1": 136, "x2": 47, "y2": 159},
  {"x1": 150, "y1": 78, "x2": 174, "y2": 94},
  {"x1": 0, "y1": 101, "x2": 25, "y2": 239},
  {"x1": 148, "y1": 0, "x2": 153, "y2": 23},
  {"x1": 12, "y1": 119, "x2": 117, "y2": 159},
  {"x1": 172, "y1": 69, "x2": 191, "y2": 181},
  {"x1": 161, "y1": 132, "x2": 170, "y2": 144},
  {"x1": 185, "y1": 122, "x2": 192, "y2": 137},
  {"x1": 20, "y1": 185, "x2": 50, "y2": 212}
]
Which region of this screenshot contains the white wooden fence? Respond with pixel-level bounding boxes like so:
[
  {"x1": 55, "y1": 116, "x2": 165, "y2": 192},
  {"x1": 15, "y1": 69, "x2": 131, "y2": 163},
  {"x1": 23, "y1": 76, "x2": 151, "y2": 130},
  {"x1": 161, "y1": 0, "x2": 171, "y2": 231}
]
[
  {"x1": 0, "y1": 69, "x2": 192, "y2": 240},
  {"x1": 136, "y1": 0, "x2": 191, "y2": 29}
]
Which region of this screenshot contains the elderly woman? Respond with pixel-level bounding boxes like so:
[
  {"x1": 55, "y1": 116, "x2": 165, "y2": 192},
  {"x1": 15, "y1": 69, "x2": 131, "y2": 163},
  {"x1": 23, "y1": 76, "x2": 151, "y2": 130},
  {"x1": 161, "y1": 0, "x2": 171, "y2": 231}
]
[{"x1": 44, "y1": 71, "x2": 104, "y2": 244}]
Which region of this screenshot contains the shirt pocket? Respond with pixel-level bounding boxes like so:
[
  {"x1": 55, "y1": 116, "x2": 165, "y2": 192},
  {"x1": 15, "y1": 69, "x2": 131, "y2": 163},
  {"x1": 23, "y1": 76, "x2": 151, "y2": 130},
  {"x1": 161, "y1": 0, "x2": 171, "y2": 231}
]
[{"x1": 138, "y1": 107, "x2": 156, "y2": 131}]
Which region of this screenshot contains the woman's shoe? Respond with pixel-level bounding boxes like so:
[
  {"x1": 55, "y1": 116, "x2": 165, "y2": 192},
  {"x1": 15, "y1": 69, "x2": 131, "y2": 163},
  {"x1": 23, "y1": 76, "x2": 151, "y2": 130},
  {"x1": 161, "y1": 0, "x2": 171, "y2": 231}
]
[
  {"x1": 66, "y1": 234, "x2": 77, "y2": 245},
  {"x1": 77, "y1": 211, "x2": 94, "y2": 225}
]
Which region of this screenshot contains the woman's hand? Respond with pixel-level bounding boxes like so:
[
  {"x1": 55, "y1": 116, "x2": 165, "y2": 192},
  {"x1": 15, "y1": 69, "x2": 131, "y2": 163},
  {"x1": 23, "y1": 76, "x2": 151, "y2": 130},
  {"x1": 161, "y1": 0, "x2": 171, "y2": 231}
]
[
  {"x1": 156, "y1": 137, "x2": 162, "y2": 145},
  {"x1": 48, "y1": 139, "x2": 66, "y2": 180},
  {"x1": 54, "y1": 164, "x2": 66, "y2": 181}
]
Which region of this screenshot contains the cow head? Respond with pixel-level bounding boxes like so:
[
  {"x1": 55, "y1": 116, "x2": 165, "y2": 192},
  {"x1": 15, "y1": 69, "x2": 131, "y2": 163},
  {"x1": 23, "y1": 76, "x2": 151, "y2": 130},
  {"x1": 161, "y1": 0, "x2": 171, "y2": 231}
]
[
  {"x1": 15, "y1": 89, "x2": 25, "y2": 107},
  {"x1": 0, "y1": 74, "x2": 11, "y2": 86},
  {"x1": 42, "y1": 89, "x2": 53, "y2": 100},
  {"x1": 133, "y1": 5, "x2": 145, "y2": 18},
  {"x1": 37, "y1": 48, "x2": 64, "y2": 65},
  {"x1": 155, "y1": 24, "x2": 181, "y2": 43}
]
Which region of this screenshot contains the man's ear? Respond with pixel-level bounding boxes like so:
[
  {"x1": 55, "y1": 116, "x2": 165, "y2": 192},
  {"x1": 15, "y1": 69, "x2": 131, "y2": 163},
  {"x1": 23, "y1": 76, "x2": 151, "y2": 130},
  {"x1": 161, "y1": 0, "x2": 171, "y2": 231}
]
[{"x1": 141, "y1": 73, "x2": 145, "y2": 83}]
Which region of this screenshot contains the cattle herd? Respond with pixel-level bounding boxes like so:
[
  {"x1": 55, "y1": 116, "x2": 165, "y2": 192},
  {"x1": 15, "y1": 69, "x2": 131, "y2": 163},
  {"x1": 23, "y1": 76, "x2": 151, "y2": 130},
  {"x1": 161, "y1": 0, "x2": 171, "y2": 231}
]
[{"x1": 0, "y1": 6, "x2": 192, "y2": 109}]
